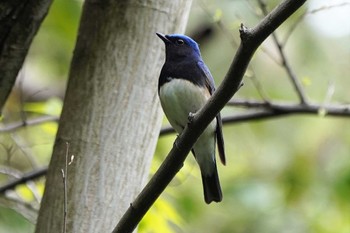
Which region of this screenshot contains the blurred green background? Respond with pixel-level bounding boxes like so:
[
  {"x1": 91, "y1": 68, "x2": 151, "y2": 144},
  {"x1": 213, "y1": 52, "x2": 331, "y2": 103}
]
[{"x1": 0, "y1": 0, "x2": 349, "y2": 232}]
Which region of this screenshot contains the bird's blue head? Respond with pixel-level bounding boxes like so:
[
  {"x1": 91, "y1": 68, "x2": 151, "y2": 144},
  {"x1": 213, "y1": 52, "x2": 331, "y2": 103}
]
[{"x1": 156, "y1": 33, "x2": 201, "y2": 61}]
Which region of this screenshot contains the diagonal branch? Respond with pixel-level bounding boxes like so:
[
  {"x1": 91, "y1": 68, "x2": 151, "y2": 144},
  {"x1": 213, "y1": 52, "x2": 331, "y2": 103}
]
[
  {"x1": 0, "y1": 0, "x2": 53, "y2": 114},
  {"x1": 257, "y1": 0, "x2": 308, "y2": 104},
  {"x1": 112, "y1": 0, "x2": 307, "y2": 232}
]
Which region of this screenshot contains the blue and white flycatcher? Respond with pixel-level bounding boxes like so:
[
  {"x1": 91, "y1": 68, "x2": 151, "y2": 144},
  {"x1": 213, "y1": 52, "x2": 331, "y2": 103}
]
[{"x1": 156, "y1": 33, "x2": 226, "y2": 204}]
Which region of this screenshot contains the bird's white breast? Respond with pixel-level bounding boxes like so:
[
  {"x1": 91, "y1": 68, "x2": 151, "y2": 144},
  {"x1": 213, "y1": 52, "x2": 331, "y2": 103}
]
[
  {"x1": 159, "y1": 78, "x2": 217, "y2": 175},
  {"x1": 159, "y1": 78, "x2": 215, "y2": 133}
]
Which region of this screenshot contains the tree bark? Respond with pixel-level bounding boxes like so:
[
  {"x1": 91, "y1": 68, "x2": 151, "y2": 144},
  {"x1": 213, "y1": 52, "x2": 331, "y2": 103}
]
[
  {"x1": 35, "y1": 0, "x2": 192, "y2": 233},
  {"x1": 0, "y1": 0, "x2": 53, "y2": 114}
]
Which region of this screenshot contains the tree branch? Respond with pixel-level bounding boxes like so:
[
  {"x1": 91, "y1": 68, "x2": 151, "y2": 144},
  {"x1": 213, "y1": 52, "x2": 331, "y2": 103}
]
[
  {"x1": 257, "y1": 0, "x2": 308, "y2": 104},
  {"x1": 0, "y1": 115, "x2": 59, "y2": 132},
  {"x1": 159, "y1": 99, "x2": 350, "y2": 135},
  {"x1": 112, "y1": 0, "x2": 307, "y2": 232},
  {"x1": 0, "y1": 167, "x2": 47, "y2": 194},
  {"x1": 0, "y1": 0, "x2": 53, "y2": 114},
  {"x1": 283, "y1": 2, "x2": 350, "y2": 45},
  {"x1": 1, "y1": 99, "x2": 349, "y2": 195}
]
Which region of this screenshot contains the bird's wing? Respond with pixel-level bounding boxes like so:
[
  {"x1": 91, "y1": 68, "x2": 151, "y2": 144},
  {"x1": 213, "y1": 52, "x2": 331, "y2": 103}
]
[
  {"x1": 215, "y1": 112, "x2": 226, "y2": 165},
  {"x1": 197, "y1": 61, "x2": 226, "y2": 165},
  {"x1": 197, "y1": 61, "x2": 215, "y2": 94}
]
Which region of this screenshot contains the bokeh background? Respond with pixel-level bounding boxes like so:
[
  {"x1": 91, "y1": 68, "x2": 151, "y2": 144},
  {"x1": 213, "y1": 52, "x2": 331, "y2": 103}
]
[{"x1": 0, "y1": 0, "x2": 349, "y2": 232}]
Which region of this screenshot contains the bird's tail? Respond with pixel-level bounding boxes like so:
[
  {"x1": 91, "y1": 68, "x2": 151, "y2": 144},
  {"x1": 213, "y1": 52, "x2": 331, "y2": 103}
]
[{"x1": 201, "y1": 166, "x2": 222, "y2": 204}]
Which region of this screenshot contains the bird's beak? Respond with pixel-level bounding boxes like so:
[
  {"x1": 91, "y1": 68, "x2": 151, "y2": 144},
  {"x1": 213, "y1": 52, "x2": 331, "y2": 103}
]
[{"x1": 156, "y1": 32, "x2": 171, "y2": 44}]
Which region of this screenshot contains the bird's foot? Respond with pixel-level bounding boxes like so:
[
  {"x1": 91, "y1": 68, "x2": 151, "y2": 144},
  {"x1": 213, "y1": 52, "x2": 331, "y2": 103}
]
[{"x1": 188, "y1": 112, "x2": 196, "y2": 123}]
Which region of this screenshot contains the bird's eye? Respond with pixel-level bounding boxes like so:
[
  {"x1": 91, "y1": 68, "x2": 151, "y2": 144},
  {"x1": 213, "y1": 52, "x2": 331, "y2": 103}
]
[{"x1": 176, "y1": 39, "x2": 184, "y2": 45}]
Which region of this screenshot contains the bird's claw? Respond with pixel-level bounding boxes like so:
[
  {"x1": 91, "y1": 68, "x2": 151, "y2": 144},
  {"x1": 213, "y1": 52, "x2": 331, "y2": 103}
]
[{"x1": 188, "y1": 112, "x2": 196, "y2": 123}]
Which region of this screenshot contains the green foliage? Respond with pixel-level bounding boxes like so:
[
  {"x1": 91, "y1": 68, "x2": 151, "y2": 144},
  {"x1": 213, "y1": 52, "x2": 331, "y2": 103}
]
[
  {"x1": 139, "y1": 198, "x2": 183, "y2": 233},
  {"x1": 0, "y1": 207, "x2": 34, "y2": 233},
  {"x1": 24, "y1": 98, "x2": 62, "y2": 116}
]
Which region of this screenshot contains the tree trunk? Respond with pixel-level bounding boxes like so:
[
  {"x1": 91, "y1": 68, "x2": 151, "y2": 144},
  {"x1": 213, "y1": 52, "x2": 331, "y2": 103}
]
[{"x1": 35, "y1": 1, "x2": 192, "y2": 232}]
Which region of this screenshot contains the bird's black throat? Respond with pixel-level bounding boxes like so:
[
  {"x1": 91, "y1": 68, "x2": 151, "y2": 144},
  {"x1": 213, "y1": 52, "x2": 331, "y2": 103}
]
[{"x1": 158, "y1": 60, "x2": 207, "y2": 91}]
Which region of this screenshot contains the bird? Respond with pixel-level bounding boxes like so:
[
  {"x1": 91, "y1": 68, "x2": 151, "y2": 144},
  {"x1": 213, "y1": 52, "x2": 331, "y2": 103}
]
[{"x1": 156, "y1": 32, "x2": 226, "y2": 204}]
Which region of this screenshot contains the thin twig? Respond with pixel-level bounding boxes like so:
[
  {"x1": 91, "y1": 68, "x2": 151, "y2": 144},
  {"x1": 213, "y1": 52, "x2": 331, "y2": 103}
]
[
  {"x1": 60, "y1": 167, "x2": 66, "y2": 233},
  {"x1": 257, "y1": 0, "x2": 308, "y2": 104},
  {"x1": 0, "y1": 115, "x2": 59, "y2": 132},
  {"x1": 0, "y1": 167, "x2": 47, "y2": 194},
  {"x1": 227, "y1": 99, "x2": 350, "y2": 116},
  {"x1": 319, "y1": 81, "x2": 335, "y2": 116},
  {"x1": 198, "y1": 0, "x2": 239, "y2": 48},
  {"x1": 283, "y1": 2, "x2": 350, "y2": 45},
  {"x1": 246, "y1": 1, "x2": 283, "y2": 65},
  {"x1": 160, "y1": 99, "x2": 350, "y2": 136},
  {"x1": 0, "y1": 166, "x2": 23, "y2": 179},
  {"x1": 61, "y1": 142, "x2": 71, "y2": 233},
  {"x1": 245, "y1": 67, "x2": 270, "y2": 102},
  {"x1": 198, "y1": 0, "x2": 276, "y2": 99}
]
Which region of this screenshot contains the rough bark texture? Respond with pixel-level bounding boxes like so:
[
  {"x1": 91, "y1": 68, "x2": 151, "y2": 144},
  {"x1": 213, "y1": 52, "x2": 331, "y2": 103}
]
[
  {"x1": 0, "y1": 0, "x2": 53, "y2": 114},
  {"x1": 35, "y1": 0, "x2": 192, "y2": 233}
]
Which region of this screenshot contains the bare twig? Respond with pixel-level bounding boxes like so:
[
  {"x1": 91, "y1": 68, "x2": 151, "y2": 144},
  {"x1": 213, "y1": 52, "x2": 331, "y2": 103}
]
[
  {"x1": 198, "y1": 0, "x2": 278, "y2": 99},
  {"x1": 160, "y1": 99, "x2": 350, "y2": 136},
  {"x1": 198, "y1": 0, "x2": 238, "y2": 48},
  {"x1": 0, "y1": 115, "x2": 59, "y2": 132},
  {"x1": 113, "y1": 1, "x2": 307, "y2": 232},
  {"x1": 60, "y1": 168, "x2": 66, "y2": 233},
  {"x1": 227, "y1": 99, "x2": 350, "y2": 116},
  {"x1": 283, "y1": 2, "x2": 350, "y2": 45},
  {"x1": 257, "y1": 0, "x2": 308, "y2": 104},
  {"x1": 319, "y1": 82, "x2": 335, "y2": 116},
  {"x1": 0, "y1": 167, "x2": 47, "y2": 194},
  {"x1": 61, "y1": 142, "x2": 73, "y2": 233},
  {"x1": 245, "y1": 68, "x2": 270, "y2": 102},
  {"x1": 18, "y1": 71, "x2": 28, "y2": 124},
  {"x1": 0, "y1": 166, "x2": 23, "y2": 178}
]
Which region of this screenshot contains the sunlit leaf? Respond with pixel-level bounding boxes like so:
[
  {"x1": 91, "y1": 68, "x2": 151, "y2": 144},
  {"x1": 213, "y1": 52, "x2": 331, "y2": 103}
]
[
  {"x1": 140, "y1": 198, "x2": 183, "y2": 233},
  {"x1": 15, "y1": 185, "x2": 34, "y2": 202},
  {"x1": 302, "y1": 76, "x2": 312, "y2": 86},
  {"x1": 24, "y1": 98, "x2": 62, "y2": 116},
  {"x1": 213, "y1": 8, "x2": 223, "y2": 22}
]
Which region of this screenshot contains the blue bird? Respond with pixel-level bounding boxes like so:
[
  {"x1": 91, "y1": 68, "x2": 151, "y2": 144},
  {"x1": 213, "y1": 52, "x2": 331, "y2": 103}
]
[{"x1": 156, "y1": 33, "x2": 226, "y2": 204}]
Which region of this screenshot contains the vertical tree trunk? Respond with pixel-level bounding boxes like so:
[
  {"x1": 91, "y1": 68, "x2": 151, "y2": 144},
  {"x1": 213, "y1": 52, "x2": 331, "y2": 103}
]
[{"x1": 35, "y1": 1, "x2": 192, "y2": 232}]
